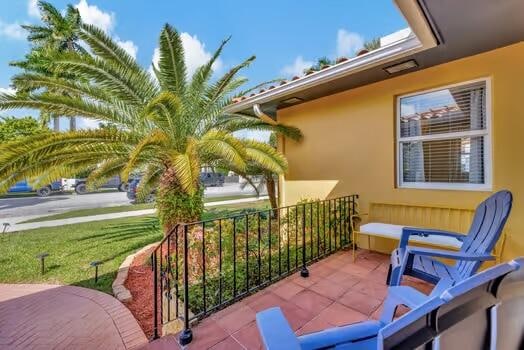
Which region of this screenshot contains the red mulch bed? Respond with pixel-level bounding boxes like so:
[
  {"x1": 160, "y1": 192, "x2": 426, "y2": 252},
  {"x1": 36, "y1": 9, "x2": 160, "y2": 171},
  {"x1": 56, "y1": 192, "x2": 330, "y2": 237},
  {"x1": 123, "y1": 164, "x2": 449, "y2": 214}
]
[{"x1": 124, "y1": 247, "x2": 158, "y2": 339}]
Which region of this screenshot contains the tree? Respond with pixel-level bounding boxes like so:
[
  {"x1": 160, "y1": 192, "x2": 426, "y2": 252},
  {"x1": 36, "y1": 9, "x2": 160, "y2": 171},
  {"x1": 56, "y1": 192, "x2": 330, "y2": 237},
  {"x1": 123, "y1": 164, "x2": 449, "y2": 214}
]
[
  {"x1": 239, "y1": 133, "x2": 280, "y2": 210},
  {"x1": 303, "y1": 56, "x2": 335, "y2": 74},
  {"x1": 363, "y1": 38, "x2": 381, "y2": 51},
  {"x1": 0, "y1": 23, "x2": 302, "y2": 233},
  {"x1": 11, "y1": 1, "x2": 84, "y2": 131},
  {"x1": 0, "y1": 116, "x2": 48, "y2": 142}
]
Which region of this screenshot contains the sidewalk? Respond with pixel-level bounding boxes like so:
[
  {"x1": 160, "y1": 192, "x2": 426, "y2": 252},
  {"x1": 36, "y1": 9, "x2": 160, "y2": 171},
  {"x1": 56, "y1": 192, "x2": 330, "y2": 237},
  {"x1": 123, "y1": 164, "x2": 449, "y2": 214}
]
[{"x1": 5, "y1": 196, "x2": 269, "y2": 232}]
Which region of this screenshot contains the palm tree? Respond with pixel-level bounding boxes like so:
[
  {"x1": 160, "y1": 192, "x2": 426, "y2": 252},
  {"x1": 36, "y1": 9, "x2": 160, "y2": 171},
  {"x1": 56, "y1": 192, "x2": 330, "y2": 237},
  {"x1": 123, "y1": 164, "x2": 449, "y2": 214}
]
[
  {"x1": 239, "y1": 133, "x2": 279, "y2": 209},
  {"x1": 0, "y1": 23, "x2": 302, "y2": 233},
  {"x1": 11, "y1": 1, "x2": 84, "y2": 131}
]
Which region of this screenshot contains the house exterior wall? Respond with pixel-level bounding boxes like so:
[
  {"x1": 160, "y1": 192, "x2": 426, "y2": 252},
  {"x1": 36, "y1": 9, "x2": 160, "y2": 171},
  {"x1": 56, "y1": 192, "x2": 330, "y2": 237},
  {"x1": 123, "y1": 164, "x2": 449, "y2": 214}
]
[{"x1": 277, "y1": 42, "x2": 524, "y2": 261}]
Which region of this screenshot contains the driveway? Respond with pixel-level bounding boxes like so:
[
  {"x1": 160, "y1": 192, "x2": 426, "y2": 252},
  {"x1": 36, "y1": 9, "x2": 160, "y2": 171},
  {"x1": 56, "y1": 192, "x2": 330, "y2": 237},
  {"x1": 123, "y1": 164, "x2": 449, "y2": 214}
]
[
  {"x1": 0, "y1": 183, "x2": 264, "y2": 223},
  {"x1": 0, "y1": 284, "x2": 147, "y2": 349}
]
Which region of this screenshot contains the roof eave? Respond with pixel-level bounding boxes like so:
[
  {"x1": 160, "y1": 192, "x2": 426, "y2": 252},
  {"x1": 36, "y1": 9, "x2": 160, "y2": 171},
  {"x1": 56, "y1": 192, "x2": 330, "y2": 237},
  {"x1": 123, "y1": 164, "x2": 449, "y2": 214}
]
[{"x1": 225, "y1": 0, "x2": 438, "y2": 114}]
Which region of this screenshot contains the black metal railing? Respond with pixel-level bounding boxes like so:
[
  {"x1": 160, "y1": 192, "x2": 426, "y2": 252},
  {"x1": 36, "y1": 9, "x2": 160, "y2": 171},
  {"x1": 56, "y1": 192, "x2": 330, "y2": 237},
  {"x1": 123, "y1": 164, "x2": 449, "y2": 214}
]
[{"x1": 151, "y1": 194, "x2": 358, "y2": 343}]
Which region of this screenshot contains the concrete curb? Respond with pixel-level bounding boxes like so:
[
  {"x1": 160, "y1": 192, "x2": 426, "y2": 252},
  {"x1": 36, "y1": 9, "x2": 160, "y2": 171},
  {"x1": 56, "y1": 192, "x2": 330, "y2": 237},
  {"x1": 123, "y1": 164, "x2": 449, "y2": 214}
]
[{"x1": 113, "y1": 242, "x2": 159, "y2": 303}]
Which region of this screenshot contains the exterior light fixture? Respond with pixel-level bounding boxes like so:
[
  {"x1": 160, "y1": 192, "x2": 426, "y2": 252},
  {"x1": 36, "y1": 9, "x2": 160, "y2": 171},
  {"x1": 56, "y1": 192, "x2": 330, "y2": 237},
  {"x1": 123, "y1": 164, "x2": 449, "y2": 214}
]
[
  {"x1": 282, "y1": 97, "x2": 303, "y2": 104},
  {"x1": 36, "y1": 253, "x2": 49, "y2": 275},
  {"x1": 384, "y1": 59, "x2": 418, "y2": 74},
  {"x1": 90, "y1": 261, "x2": 103, "y2": 283}
]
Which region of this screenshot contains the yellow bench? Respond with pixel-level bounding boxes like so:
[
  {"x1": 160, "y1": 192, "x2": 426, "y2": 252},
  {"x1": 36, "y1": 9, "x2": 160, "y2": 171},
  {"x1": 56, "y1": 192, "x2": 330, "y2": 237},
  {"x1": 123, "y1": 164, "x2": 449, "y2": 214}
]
[{"x1": 351, "y1": 202, "x2": 507, "y2": 262}]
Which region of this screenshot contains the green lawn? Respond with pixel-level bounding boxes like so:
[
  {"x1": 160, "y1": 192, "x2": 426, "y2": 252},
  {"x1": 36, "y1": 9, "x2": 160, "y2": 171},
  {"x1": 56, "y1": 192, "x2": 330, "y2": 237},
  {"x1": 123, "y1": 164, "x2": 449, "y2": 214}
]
[
  {"x1": 20, "y1": 194, "x2": 261, "y2": 223},
  {"x1": 0, "y1": 200, "x2": 269, "y2": 294}
]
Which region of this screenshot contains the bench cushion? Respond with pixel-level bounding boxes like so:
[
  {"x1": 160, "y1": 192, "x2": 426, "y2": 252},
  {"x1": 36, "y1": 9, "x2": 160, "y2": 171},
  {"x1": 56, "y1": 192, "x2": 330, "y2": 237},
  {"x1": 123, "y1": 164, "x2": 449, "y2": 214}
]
[{"x1": 359, "y1": 223, "x2": 463, "y2": 249}]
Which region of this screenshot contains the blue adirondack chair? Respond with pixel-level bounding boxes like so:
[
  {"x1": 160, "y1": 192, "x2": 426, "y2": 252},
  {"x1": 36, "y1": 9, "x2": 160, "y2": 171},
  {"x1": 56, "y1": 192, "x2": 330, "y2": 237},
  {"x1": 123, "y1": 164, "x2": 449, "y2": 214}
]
[
  {"x1": 387, "y1": 190, "x2": 512, "y2": 289},
  {"x1": 256, "y1": 258, "x2": 523, "y2": 350}
]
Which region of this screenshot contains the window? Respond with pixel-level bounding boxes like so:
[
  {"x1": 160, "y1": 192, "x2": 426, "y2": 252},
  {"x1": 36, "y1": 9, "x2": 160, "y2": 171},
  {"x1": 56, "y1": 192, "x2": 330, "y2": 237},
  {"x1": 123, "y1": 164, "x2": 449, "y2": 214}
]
[{"x1": 397, "y1": 79, "x2": 491, "y2": 190}]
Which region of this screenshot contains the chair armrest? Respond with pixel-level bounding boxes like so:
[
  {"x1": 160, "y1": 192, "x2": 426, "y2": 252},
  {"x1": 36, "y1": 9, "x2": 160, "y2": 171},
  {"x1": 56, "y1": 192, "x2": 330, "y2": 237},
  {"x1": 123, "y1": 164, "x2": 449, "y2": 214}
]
[
  {"x1": 399, "y1": 227, "x2": 465, "y2": 248},
  {"x1": 256, "y1": 308, "x2": 301, "y2": 350},
  {"x1": 298, "y1": 320, "x2": 382, "y2": 349},
  {"x1": 406, "y1": 246, "x2": 495, "y2": 262},
  {"x1": 350, "y1": 213, "x2": 368, "y2": 232}
]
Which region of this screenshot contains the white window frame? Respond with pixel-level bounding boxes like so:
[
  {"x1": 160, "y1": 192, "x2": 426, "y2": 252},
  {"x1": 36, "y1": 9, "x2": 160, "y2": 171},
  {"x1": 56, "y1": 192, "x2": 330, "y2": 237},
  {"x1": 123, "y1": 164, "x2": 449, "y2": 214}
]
[{"x1": 396, "y1": 77, "x2": 492, "y2": 191}]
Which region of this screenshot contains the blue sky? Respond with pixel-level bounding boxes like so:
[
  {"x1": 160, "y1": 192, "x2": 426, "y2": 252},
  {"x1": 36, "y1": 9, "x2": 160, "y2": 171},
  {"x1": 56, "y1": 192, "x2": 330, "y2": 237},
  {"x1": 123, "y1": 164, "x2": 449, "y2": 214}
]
[{"x1": 0, "y1": 0, "x2": 407, "y2": 127}]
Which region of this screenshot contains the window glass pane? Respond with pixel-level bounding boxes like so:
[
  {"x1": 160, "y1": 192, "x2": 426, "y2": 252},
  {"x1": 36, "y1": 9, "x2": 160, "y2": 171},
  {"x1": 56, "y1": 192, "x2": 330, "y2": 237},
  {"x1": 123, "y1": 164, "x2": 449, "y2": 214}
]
[
  {"x1": 401, "y1": 136, "x2": 485, "y2": 184},
  {"x1": 400, "y1": 81, "x2": 486, "y2": 138}
]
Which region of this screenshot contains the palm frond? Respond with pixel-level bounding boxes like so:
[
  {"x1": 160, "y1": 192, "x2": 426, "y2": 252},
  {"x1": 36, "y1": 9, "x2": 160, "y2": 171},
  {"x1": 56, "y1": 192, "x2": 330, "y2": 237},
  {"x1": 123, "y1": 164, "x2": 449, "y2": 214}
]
[
  {"x1": 157, "y1": 24, "x2": 187, "y2": 94},
  {"x1": 121, "y1": 129, "x2": 167, "y2": 180},
  {"x1": 87, "y1": 158, "x2": 127, "y2": 190},
  {"x1": 0, "y1": 92, "x2": 133, "y2": 126},
  {"x1": 206, "y1": 55, "x2": 255, "y2": 105},
  {"x1": 218, "y1": 115, "x2": 303, "y2": 141},
  {"x1": 199, "y1": 130, "x2": 247, "y2": 171},
  {"x1": 52, "y1": 52, "x2": 149, "y2": 104},
  {"x1": 80, "y1": 23, "x2": 158, "y2": 98},
  {"x1": 171, "y1": 138, "x2": 200, "y2": 195},
  {"x1": 242, "y1": 139, "x2": 288, "y2": 174},
  {"x1": 136, "y1": 164, "x2": 163, "y2": 202}
]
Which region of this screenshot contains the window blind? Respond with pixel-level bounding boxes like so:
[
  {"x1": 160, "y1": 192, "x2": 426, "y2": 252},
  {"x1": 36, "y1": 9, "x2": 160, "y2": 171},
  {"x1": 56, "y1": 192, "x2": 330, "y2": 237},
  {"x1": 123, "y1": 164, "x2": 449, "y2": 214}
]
[{"x1": 398, "y1": 80, "x2": 489, "y2": 188}]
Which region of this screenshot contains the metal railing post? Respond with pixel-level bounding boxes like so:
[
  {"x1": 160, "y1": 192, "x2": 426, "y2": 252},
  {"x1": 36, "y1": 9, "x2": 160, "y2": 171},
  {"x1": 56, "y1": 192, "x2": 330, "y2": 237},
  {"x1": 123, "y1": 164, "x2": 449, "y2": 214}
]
[
  {"x1": 152, "y1": 250, "x2": 159, "y2": 339},
  {"x1": 179, "y1": 224, "x2": 193, "y2": 345},
  {"x1": 300, "y1": 204, "x2": 309, "y2": 277}
]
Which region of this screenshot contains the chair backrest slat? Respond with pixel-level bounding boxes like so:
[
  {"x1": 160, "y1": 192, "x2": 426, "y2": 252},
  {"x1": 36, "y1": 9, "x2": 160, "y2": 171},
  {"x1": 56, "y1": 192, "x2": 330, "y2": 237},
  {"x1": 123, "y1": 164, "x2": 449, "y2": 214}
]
[
  {"x1": 379, "y1": 258, "x2": 523, "y2": 350},
  {"x1": 456, "y1": 190, "x2": 512, "y2": 277}
]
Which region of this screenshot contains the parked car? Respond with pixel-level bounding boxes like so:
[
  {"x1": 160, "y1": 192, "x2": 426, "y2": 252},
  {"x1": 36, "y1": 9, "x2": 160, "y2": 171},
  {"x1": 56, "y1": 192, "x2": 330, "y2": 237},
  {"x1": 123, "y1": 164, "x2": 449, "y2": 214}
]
[
  {"x1": 127, "y1": 178, "x2": 155, "y2": 203},
  {"x1": 127, "y1": 172, "x2": 224, "y2": 203},
  {"x1": 74, "y1": 175, "x2": 130, "y2": 194},
  {"x1": 8, "y1": 179, "x2": 63, "y2": 197},
  {"x1": 200, "y1": 172, "x2": 225, "y2": 187}
]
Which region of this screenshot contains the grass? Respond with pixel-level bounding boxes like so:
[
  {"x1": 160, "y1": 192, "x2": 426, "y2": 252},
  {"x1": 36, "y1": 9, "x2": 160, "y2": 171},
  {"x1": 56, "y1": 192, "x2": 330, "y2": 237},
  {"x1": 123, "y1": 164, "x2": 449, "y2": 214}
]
[
  {"x1": 0, "y1": 200, "x2": 270, "y2": 294},
  {"x1": 20, "y1": 194, "x2": 262, "y2": 223}
]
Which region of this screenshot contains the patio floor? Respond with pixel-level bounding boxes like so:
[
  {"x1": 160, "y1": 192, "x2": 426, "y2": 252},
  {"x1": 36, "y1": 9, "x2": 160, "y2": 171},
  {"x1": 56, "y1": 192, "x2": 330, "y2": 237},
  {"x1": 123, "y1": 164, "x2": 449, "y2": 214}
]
[
  {"x1": 143, "y1": 249, "x2": 432, "y2": 349},
  {"x1": 0, "y1": 284, "x2": 148, "y2": 349}
]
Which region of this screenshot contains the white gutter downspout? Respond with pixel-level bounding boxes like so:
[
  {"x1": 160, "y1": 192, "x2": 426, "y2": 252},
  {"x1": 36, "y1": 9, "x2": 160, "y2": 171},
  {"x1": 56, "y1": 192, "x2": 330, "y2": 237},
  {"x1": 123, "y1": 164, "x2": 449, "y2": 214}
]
[{"x1": 253, "y1": 104, "x2": 278, "y2": 125}]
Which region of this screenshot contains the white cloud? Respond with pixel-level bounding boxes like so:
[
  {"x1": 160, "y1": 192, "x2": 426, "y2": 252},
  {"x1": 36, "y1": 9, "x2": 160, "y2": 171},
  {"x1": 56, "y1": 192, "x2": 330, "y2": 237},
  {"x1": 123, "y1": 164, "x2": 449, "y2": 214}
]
[
  {"x1": 150, "y1": 32, "x2": 223, "y2": 78},
  {"x1": 28, "y1": 0, "x2": 40, "y2": 18},
  {"x1": 181, "y1": 32, "x2": 222, "y2": 76},
  {"x1": 281, "y1": 56, "x2": 313, "y2": 77},
  {"x1": 0, "y1": 21, "x2": 25, "y2": 40},
  {"x1": 116, "y1": 38, "x2": 138, "y2": 59},
  {"x1": 75, "y1": 0, "x2": 114, "y2": 33},
  {"x1": 234, "y1": 130, "x2": 271, "y2": 142},
  {"x1": 77, "y1": 117, "x2": 100, "y2": 130},
  {"x1": 0, "y1": 87, "x2": 16, "y2": 94},
  {"x1": 74, "y1": 1, "x2": 137, "y2": 60},
  {"x1": 336, "y1": 29, "x2": 364, "y2": 57}
]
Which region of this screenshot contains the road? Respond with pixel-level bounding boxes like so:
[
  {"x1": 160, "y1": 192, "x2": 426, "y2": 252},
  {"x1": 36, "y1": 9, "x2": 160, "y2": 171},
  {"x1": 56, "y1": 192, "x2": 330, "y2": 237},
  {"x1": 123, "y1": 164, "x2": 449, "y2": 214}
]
[{"x1": 0, "y1": 182, "x2": 265, "y2": 223}]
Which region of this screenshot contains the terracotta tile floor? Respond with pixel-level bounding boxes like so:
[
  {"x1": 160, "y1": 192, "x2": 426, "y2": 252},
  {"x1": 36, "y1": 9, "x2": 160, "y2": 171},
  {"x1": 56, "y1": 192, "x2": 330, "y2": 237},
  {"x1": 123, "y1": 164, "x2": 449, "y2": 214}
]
[{"x1": 142, "y1": 249, "x2": 432, "y2": 350}]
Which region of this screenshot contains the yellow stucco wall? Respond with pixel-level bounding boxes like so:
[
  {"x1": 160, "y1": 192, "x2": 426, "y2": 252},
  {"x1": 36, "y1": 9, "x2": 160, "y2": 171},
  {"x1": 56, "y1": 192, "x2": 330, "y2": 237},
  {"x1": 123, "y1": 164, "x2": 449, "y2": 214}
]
[{"x1": 278, "y1": 42, "x2": 524, "y2": 260}]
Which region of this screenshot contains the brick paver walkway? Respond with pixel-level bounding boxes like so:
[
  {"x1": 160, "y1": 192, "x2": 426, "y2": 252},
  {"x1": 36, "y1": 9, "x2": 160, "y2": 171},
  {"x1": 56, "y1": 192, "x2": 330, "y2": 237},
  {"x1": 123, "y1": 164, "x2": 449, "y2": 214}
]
[
  {"x1": 143, "y1": 250, "x2": 432, "y2": 349},
  {"x1": 0, "y1": 284, "x2": 147, "y2": 349}
]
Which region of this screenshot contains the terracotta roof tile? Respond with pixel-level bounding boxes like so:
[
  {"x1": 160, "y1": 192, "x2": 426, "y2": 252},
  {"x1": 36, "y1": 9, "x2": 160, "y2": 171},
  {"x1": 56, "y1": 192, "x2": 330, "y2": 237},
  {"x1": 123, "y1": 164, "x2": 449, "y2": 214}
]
[{"x1": 231, "y1": 47, "x2": 380, "y2": 105}]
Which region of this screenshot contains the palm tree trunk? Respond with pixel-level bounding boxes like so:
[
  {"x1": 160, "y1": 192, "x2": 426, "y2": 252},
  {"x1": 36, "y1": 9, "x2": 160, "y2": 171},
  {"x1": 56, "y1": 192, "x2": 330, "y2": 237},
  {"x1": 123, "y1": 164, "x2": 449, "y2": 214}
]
[
  {"x1": 53, "y1": 116, "x2": 60, "y2": 132},
  {"x1": 265, "y1": 173, "x2": 278, "y2": 210},
  {"x1": 69, "y1": 117, "x2": 76, "y2": 131},
  {"x1": 157, "y1": 167, "x2": 204, "y2": 234},
  {"x1": 66, "y1": 39, "x2": 76, "y2": 132}
]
